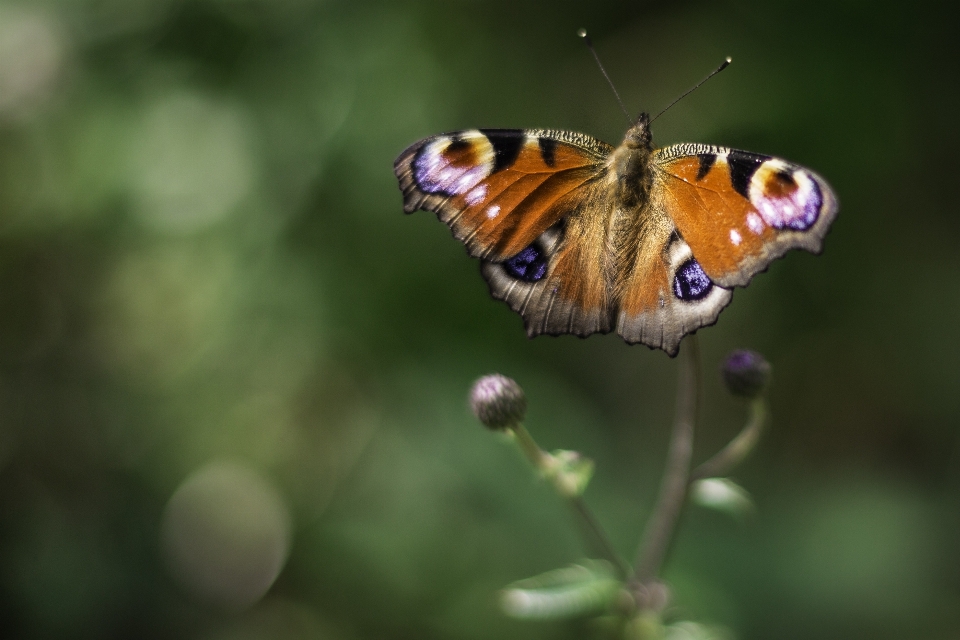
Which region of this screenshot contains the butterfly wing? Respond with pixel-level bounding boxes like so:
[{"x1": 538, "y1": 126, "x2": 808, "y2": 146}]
[
  {"x1": 653, "y1": 145, "x2": 838, "y2": 288},
  {"x1": 394, "y1": 129, "x2": 617, "y2": 337},
  {"x1": 612, "y1": 144, "x2": 837, "y2": 355},
  {"x1": 394, "y1": 129, "x2": 612, "y2": 260}
]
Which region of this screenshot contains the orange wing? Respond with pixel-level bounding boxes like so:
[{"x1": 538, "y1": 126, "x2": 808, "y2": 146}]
[
  {"x1": 653, "y1": 145, "x2": 838, "y2": 288},
  {"x1": 394, "y1": 129, "x2": 611, "y2": 261}
]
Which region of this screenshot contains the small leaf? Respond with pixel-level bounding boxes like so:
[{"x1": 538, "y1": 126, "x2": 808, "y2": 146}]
[
  {"x1": 624, "y1": 611, "x2": 664, "y2": 640},
  {"x1": 543, "y1": 449, "x2": 594, "y2": 497},
  {"x1": 500, "y1": 560, "x2": 621, "y2": 620},
  {"x1": 690, "y1": 478, "x2": 753, "y2": 517}
]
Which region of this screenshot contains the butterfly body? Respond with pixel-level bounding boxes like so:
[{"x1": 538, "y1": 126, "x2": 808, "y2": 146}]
[{"x1": 394, "y1": 113, "x2": 836, "y2": 356}]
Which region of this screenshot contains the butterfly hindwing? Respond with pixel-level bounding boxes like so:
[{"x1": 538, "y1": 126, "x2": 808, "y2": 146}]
[
  {"x1": 480, "y1": 214, "x2": 613, "y2": 339},
  {"x1": 653, "y1": 145, "x2": 838, "y2": 288},
  {"x1": 612, "y1": 214, "x2": 733, "y2": 356}
]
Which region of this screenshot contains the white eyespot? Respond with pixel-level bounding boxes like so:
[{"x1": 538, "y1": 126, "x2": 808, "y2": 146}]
[
  {"x1": 729, "y1": 229, "x2": 742, "y2": 245},
  {"x1": 746, "y1": 212, "x2": 764, "y2": 234},
  {"x1": 465, "y1": 184, "x2": 487, "y2": 206},
  {"x1": 485, "y1": 204, "x2": 501, "y2": 219}
]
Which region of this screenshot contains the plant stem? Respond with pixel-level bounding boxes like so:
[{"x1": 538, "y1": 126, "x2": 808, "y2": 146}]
[
  {"x1": 689, "y1": 398, "x2": 766, "y2": 482},
  {"x1": 632, "y1": 334, "x2": 701, "y2": 585},
  {"x1": 512, "y1": 423, "x2": 631, "y2": 579},
  {"x1": 511, "y1": 423, "x2": 547, "y2": 470}
]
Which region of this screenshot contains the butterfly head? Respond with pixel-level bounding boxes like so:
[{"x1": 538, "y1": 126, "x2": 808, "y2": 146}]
[{"x1": 623, "y1": 112, "x2": 653, "y2": 150}]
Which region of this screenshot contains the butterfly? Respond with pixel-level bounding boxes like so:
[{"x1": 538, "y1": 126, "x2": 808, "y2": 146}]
[{"x1": 393, "y1": 108, "x2": 837, "y2": 356}]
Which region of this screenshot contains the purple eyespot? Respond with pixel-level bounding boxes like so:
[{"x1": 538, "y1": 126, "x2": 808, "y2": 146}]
[
  {"x1": 673, "y1": 259, "x2": 713, "y2": 301},
  {"x1": 504, "y1": 246, "x2": 547, "y2": 282},
  {"x1": 753, "y1": 170, "x2": 824, "y2": 232},
  {"x1": 784, "y1": 179, "x2": 822, "y2": 231}
]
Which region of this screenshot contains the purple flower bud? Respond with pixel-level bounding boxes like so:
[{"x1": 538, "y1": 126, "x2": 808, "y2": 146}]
[
  {"x1": 469, "y1": 374, "x2": 526, "y2": 430},
  {"x1": 721, "y1": 350, "x2": 771, "y2": 398}
]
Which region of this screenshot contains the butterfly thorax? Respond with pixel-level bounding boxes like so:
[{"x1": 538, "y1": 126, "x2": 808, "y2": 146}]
[{"x1": 608, "y1": 113, "x2": 654, "y2": 208}]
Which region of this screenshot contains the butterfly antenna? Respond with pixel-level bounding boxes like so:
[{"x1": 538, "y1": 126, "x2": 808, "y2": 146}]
[
  {"x1": 577, "y1": 28, "x2": 633, "y2": 126},
  {"x1": 650, "y1": 56, "x2": 732, "y2": 124}
]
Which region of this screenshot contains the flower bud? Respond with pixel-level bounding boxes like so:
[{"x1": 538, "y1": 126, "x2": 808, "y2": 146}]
[
  {"x1": 721, "y1": 349, "x2": 771, "y2": 398},
  {"x1": 469, "y1": 374, "x2": 526, "y2": 430}
]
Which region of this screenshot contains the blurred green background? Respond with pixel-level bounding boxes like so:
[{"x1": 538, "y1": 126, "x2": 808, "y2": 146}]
[{"x1": 0, "y1": 0, "x2": 958, "y2": 638}]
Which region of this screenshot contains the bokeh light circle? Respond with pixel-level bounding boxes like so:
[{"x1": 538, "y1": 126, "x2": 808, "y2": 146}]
[
  {"x1": 129, "y1": 91, "x2": 257, "y2": 234},
  {"x1": 161, "y1": 460, "x2": 292, "y2": 609},
  {"x1": 0, "y1": 6, "x2": 64, "y2": 120}
]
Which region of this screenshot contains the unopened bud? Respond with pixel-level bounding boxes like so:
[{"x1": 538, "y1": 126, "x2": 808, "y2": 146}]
[
  {"x1": 721, "y1": 350, "x2": 771, "y2": 398},
  {"x1": 469, "y1": 374, "x2": 526, "y2": 430}
]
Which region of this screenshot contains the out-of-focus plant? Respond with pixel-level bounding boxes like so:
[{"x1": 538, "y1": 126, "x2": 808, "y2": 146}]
[{"x1": 469, "y1": 340, "x2": 772, "y2": 639}]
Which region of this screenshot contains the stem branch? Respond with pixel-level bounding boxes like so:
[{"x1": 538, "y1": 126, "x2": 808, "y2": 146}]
[
  {"x1": 689, "y1": 398, "x2": 766, "y2": 482},
  {"x1": 512, "y1": 424, "x2": 631, "y2": 578}
]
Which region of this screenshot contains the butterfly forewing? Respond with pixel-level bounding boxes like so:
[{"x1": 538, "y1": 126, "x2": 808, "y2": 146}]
[
  {"x1": 394, "y1": 129, "x2": 610, "y2": 261},
  {"x1": 654, "y1": 145, "x2": 838, "y2": 288}
]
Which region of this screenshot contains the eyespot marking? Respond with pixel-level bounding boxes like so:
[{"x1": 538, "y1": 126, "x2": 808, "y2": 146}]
[
  {"x1": 749, "y1": 161, "x2": 822, "y2": 231},
  {"x1": 673, "y1": 259, "x2": 713, "y2": 301},
  {"x1": 504, "y1": 245, "x2": 547, "y2": 282},
  {"x1": 413, "y1": 133, "x2": 493, "y2": 197}
]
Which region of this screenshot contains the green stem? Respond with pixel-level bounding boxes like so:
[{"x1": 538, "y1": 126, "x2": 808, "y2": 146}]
[
  {"x1": 632, "y1": 334, "x2": 701, "y2": 585},
  {"x1": 511, "y1": 423, "x2": 547, "y2": 470},
  {"x1": 689, "y1": 398, "x2": 767, "y2": 482},
  {"x1": 511, "y1": 423, "x2": 631, "y2": 579}
]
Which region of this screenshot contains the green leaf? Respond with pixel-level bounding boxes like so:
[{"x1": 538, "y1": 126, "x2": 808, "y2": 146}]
[
  {"x1": 543, "y1": 449, "x2": 595, "y2": 497},
  {"x1": 500, "y1": 560, "x2": 622, "y2": 620},
  {"x1": 690, "y1": 478, "x2": 754, "y2": 517}
]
